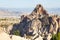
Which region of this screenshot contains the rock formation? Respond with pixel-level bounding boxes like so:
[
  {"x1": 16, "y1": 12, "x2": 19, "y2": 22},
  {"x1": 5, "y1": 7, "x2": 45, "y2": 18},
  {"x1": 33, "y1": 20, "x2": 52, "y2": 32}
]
[
  {"x1": 0, "y1": 4, "x2": 60, "y2": 40},
  {"x1": 10, "y1": 4, "x2": 60, "y2": 40}
]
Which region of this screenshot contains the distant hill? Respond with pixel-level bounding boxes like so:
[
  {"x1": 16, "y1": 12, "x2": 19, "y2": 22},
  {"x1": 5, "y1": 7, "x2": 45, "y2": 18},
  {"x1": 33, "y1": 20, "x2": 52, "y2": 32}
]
[
  {"x1": 0, "y1": 8, "x2": 60, "y2": 18},
  {"x1": 0, "y1": 8, "x2": 31, "y2": 17},
  {"x1": 46, "y1": 8, "x2": 60, "y2": 15}
]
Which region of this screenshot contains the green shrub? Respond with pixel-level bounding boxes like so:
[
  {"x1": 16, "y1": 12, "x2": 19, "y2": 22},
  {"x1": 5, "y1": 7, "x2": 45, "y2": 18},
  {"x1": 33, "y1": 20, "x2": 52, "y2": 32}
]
[
  {"x1": 51, "y1": 34, "x2": 57, "y2": 40},
  {"x1": 51, "y1": 32, "x2": 60, "y2": 40},
  {"x1": 13, "y1": 30, "x2": 20, "y2": 36},
  {"x1": 57, "y1": 32, "x2": 60, "y2": 40}
]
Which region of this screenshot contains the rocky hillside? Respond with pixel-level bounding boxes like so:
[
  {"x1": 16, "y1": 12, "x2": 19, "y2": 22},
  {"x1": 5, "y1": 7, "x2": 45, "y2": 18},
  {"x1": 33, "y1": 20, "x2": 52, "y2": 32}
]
[{"x1": 0, "y1": 4, "x2": 60, "y2": 40}]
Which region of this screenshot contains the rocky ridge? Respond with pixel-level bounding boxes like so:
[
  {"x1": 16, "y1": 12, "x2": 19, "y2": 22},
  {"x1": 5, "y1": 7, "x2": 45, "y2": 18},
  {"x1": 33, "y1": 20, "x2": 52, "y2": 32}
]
[
  {"x1": 10, "y1": 4, "x2": 60, "y2": 40},
  {"x1": 0, "y1": 4, "x2": 60, "y2": 40}
]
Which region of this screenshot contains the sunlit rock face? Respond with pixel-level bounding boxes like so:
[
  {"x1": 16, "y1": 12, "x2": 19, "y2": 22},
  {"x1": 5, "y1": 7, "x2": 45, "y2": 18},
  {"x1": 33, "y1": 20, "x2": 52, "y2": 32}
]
[
  {"x1": 0, "y1": 32, "x2": 29, "y2": 40},
  {"x1": 0, "y1": 32, "x2": 11, "y2": 40}
]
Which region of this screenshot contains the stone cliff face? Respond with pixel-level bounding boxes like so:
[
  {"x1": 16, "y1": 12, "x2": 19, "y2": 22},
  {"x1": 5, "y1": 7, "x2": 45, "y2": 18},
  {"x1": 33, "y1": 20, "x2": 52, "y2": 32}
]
[{"x1": 9, "y1": 4, "x2": 60, "y2": 40}]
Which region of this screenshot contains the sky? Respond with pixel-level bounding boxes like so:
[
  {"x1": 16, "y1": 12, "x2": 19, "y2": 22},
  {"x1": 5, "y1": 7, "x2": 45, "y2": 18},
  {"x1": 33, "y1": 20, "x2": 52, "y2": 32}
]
[{"x1": 0, "y1": 0, "x2": 60, "y2": 8}]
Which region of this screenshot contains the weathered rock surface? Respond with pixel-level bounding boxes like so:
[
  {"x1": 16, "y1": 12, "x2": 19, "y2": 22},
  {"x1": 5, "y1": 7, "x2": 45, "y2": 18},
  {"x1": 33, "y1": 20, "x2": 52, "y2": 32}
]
[
  {"x1": 0, "y1": 32, "x2": 11, "y2": 40},
  {"x1": 0, "y1": 32, "x2": 28, "y2": 40}
]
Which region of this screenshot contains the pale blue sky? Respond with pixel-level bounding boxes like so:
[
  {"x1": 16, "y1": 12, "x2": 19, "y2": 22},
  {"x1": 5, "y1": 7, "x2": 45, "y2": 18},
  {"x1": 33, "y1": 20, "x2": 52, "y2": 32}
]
[{"x1": 0, "y1": 0, "x2": 60, "y2": 8}]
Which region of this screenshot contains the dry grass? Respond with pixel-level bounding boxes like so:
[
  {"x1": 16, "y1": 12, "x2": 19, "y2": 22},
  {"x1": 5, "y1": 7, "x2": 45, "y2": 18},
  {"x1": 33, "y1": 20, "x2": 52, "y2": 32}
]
[{"x1": 0, "y1": 17, "x2": 20, "y2": 33}]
